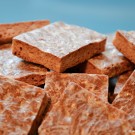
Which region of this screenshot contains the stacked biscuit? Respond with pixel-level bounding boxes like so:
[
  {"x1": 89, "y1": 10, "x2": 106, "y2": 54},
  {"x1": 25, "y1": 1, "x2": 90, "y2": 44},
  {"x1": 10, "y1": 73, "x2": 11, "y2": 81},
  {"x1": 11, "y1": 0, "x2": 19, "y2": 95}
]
[{"x1": 0, "y1": 20, "x2": 135, "y2": 135}]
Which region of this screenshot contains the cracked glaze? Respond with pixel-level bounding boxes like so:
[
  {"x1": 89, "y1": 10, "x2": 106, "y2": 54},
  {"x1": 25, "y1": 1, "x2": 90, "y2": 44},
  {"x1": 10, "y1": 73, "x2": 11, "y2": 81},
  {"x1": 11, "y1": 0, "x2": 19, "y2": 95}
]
[
  {"x1": 44, "y1": 72, "x2": 108, "y2": 104},
  {"x1": 0, "y1": 75, "x2": 46, "y2": 134},
  {"x1": 14, "y1": 22, "x2": 106, "y2": 58},
  {"x1": 39, "y1": 82, "x2": 132, "y2": 135}
]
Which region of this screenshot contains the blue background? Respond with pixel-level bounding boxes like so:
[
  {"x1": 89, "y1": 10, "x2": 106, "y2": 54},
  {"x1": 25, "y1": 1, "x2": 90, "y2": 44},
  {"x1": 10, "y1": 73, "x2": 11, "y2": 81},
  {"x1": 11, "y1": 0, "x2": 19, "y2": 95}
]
[{"x1": 0, "y1": 0, "x2": 135, "y2": 33}]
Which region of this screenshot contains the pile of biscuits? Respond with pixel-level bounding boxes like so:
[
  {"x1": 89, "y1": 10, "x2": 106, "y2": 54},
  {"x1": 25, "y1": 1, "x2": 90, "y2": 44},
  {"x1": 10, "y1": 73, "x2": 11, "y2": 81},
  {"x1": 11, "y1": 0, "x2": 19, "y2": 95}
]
[{"x1": 0, "y1": 20, "x2": 135, "y2": 135}]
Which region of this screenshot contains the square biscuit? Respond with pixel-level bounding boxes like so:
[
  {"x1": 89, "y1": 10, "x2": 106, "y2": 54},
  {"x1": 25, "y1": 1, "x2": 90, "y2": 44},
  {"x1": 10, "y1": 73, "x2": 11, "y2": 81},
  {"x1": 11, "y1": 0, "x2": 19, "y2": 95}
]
[{"x1": 12, "y1": 22, "x2": 106, "y2": 72}]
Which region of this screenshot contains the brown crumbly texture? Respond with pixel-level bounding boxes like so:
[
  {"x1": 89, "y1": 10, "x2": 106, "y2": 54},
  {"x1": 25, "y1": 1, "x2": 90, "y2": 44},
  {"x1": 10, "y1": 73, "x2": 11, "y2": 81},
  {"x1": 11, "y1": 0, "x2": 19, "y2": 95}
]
[
  {"x1": 81, "y1": 41, "x2": 134, "y2": 78},
  {"x1": 0, "y1": 20, "x2": 50, "y2": 44},
  {"x1": 0, "y1": 44, "x2": 47, "y2": 86},
  {"x1": 113, "y1": 70, "x2": 135, "y2": 130},
  {"x1": 12, "y1": 22, "x2": 106, "y2": 72},
  {"x1": 44, "y1": 72, "x2": 108, "y2": 104},
  {"x1": 0, "y1": 75, "x2": 48, "y2": 135},
  {"x1": 114, "y1": 70, "x2": 133, "y2": 97},
  {"x1": 39, "y1": 82, "x2": 132, "y2": 135},
  {"x1": 113, "y1": 31, "x2": 135, "y2": 64}
]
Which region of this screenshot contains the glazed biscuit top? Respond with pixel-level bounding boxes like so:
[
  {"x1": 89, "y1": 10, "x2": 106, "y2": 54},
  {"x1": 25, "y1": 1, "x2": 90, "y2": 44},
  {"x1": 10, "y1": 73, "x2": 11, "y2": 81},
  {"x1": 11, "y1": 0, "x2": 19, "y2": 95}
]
[
  {"x1": 0, "y1": 75, "x2": 47, "y2": 134},
  {"x1": 118, "y1": 30, "x2": 135, "y2": 45},
  {"x1": 45, "y1": 72, "x2": 108, "y2": 103},
  {"x1": 39, "y1": 82, "x2": 132, "y2": 134},
  {"x1": 14, "y1": 22, "x2": 106, "y2": 58},
  {"x1": 0, "y1": 44, "x2": 47, "y2": 78}
]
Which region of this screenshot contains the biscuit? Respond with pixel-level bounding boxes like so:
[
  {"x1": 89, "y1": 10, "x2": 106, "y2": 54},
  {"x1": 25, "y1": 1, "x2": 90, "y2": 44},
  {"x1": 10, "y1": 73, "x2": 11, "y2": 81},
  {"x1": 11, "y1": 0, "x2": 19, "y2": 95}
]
[
  {"x1": 0, "y1": 20, "x2": 50, "y2": 44},
  {"x1": 39, "y1": 82, "x2": 132, "y2": 135},
  {"x1": 0, "y1": 75, "x2": 49, "y2": 134},
  {"x1": 12, "y1": 22, "x2": 106, "y2": 72},
  {"x1": 80, "y1": 39, "x2": 134, "y2": 77},
  {"x1": 114, "y1": 70, "x2": 133, "y2": 97},
  {"x1": 113, "y1": 70, "x2": 135, "y2": 129},
  {"x1": 44, "y1": 72, "x2": 108, "y2": 104},
  {"x1": 113, "y1": 31, "x2": 135, "y2": 64},
  {"x1": 0, "y1": 44, "x2": 47, "y2": 86}
]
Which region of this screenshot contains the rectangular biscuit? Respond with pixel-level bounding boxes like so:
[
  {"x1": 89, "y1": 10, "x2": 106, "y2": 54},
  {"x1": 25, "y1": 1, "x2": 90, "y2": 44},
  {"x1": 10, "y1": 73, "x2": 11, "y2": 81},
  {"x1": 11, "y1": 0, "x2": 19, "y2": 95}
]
[
  {"x1": 112, "y1": 70, "x2": 135, "y2": 129},
  {"x1": 39, "y1": 82, "x2": 132, "y2": 135},
  {"x1": 0, "y1": 20, "x2": 50, "y2": 44},
  {"x1": 0, "y1": 75, "x2": 49, "y2": 135},
  {"x1": 113, "y1": 31, "x2": 135, "y2": 64},
  {"x1": 12, "y1": 22, "x2": 106, "y2": 72},
  {"x1": 44, "y1": 72, "x2": 108, "y2": 104},
  {"x1": 80, "y1": 37, "x2": 134, "y2": 78},
  {"x1": 0, "y1": 44, "x2": 48, "y2": 86}
]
